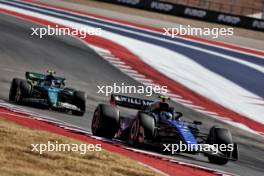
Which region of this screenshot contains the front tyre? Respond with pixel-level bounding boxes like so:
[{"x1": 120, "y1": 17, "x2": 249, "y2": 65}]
[{"x1": 207, "y1": 126, "x2": 233, "y2": 165}]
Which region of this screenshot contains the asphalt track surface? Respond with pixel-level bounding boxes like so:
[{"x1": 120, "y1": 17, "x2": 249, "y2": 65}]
[
  {"x1": 3, "y1": 0, "x2": 264, "y2": 99},
  {"x1": 0, "y1": 13, "x2": 264, "y2": 176}
]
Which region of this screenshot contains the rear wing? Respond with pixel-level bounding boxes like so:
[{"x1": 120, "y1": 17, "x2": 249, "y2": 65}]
[
  {"x1": 110, "y1": 94, "x2": 154, "y2": 110},
  {"x1": 25, "y1": 72, "x2": 45, "y2": 82},
  {"x1": 25, "y1": 72, "x2": 66, "y2": 83}
]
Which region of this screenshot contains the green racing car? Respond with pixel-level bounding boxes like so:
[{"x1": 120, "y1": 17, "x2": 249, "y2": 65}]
[{"x1": 9, "y1": 70, "x2": 86, "y2": 116}]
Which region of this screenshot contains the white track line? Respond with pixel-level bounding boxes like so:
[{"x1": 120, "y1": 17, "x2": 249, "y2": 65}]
[
  {"x1": 85, "y1": 43, "x2": 264, "y2": 137},
  {"x1": 0, "y1": 101, "x2": 232, "y2": 176}
]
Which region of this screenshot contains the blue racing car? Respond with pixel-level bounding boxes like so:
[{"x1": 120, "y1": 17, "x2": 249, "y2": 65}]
[
  {"x1": 92, "y1": 94, "x2": 238, "y2": 165},
  {"x1": 9, "y1": 70, "x2": 86, "y2": 116}
]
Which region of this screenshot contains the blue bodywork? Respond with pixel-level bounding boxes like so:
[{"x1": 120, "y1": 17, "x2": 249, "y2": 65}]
[
  {"x1": 160, "y1": 116, "x2": 198, "y2": 151},
  {"x1": 171, "y1": 120, "x2": 197, "y2": 145},
  {"x1": 47, "y1": 87, "x2": 61, "y2": 107},
  {"x1": 170, "y1": 120, "x2": 198, "y2": 151}
]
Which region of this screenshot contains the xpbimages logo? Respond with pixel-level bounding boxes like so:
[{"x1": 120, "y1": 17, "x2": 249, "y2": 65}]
[
  {"x1": 31, "y1": 141, "x2": 102, "y2": 155},
  {"x1": 31, "y1": 25, "x2": 101, "y2": 38},
  {"x1": 163, "y1": 25, "x2": 234, "y2": 38},
  {"x1": 97, "y1": 83, "x2": 168, "y2": 96},
  {"x1": 163, "y1": 141, "x2": 234, "y2": 155}
]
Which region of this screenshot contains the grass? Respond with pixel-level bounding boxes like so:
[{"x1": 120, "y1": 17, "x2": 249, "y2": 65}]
[{"x1": 0, "y1": 118, "x2": 161, "y2": 176}]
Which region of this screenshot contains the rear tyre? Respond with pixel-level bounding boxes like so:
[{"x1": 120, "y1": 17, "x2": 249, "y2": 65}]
[
  {"x1": 91, "y1": 104, "x2": 119, "y2": 138},
  {"x1": 9, "y1": 79, "x2": 30, "y2": 104},
  {"x1": 72, "y1": 91, "x2": 86, "y2": 116},
  {"x1": 9, "y1": 78, "x2": 23, "y2": 101},
  {"x1": 20, "y1": 80, "x2": 31, "y2": 98},
  {"x1": 128, "y1": 113, "x2": 155, "y2": 145},
  {"x1": 207, "y1": 126, "x2": 233, "y2": 165},
  {"x1": 17, "y1": 80, "x2": 31, "y2": 104}
]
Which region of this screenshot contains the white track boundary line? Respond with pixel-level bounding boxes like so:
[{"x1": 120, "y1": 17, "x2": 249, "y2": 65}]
[
  {"x1": 2, "y1": 0, "x2": 263, "y2": 136},
  {"x1": 0, "y1": 101, "x2": 234, "y2": 176},
  {"x1": 16, "y1": 0, "x2": 264, "y2": 59},
  {"x1": 0, "y1": 1, "x2": 261, "y2": 174},
  {"x1": 84, "y1": 43, "x2": 264, "y2": 138}
]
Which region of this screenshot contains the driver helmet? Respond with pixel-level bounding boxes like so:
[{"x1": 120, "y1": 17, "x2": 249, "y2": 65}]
[
  {"x1": 44, "y1": 69, "x2": 56, "y2": 86},
  {"x1": 160, "y1": 111, "x2": 173, "y2": 120},
  {"x1": 47, "y1": 69, "x2": 56, "y2": 76}
]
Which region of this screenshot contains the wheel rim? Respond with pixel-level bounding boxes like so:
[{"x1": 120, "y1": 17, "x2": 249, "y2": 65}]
[
  {"x1": 129, "y1": 119, "x2": 139, "y2": 142},
  {"x1": 138, "y1": 126, "x2": 145, "y2": 143},
  {"x1": 15, "y1": 87, "x2": 21, "y2": 102}
]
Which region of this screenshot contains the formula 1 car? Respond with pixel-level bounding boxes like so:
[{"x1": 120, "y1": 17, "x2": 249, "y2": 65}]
[
  {"x1": 92, "y1": 94, "x2": 238, "y2": 165},
  {"x1": 9, "y1": 70, "x2": 86, "y2": 116}
]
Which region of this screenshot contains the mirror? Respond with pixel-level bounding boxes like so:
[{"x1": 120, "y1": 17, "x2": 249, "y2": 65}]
[{"x1": 175, "y1": 111, "x2": 183, "y2": 119}]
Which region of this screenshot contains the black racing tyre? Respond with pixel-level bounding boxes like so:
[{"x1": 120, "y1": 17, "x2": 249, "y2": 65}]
[
  {"x1": 128, "y1": 113, "x2": 155, "y2": 145},
  {"x1": 207, "y1": 126, "x2": 233, "y2": 165},
  {"x1": 128, "y1": 118, "x2": 140, "y2": 145},
  {"x1": 138, "y1": 113, "x2": 155, "y2": 140},
  {"x1": 91, "y1": 104, "x2": 119, "y2": 138},
  {"x1": 73, "y1": 91, "x2": 86, "y2": 116},
  {"x1": 9, "y1": 78, "x2": 23, "y2": 101},
  {"x1": 20, "y1": 80, "x2": 31, "y2": 98}
]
